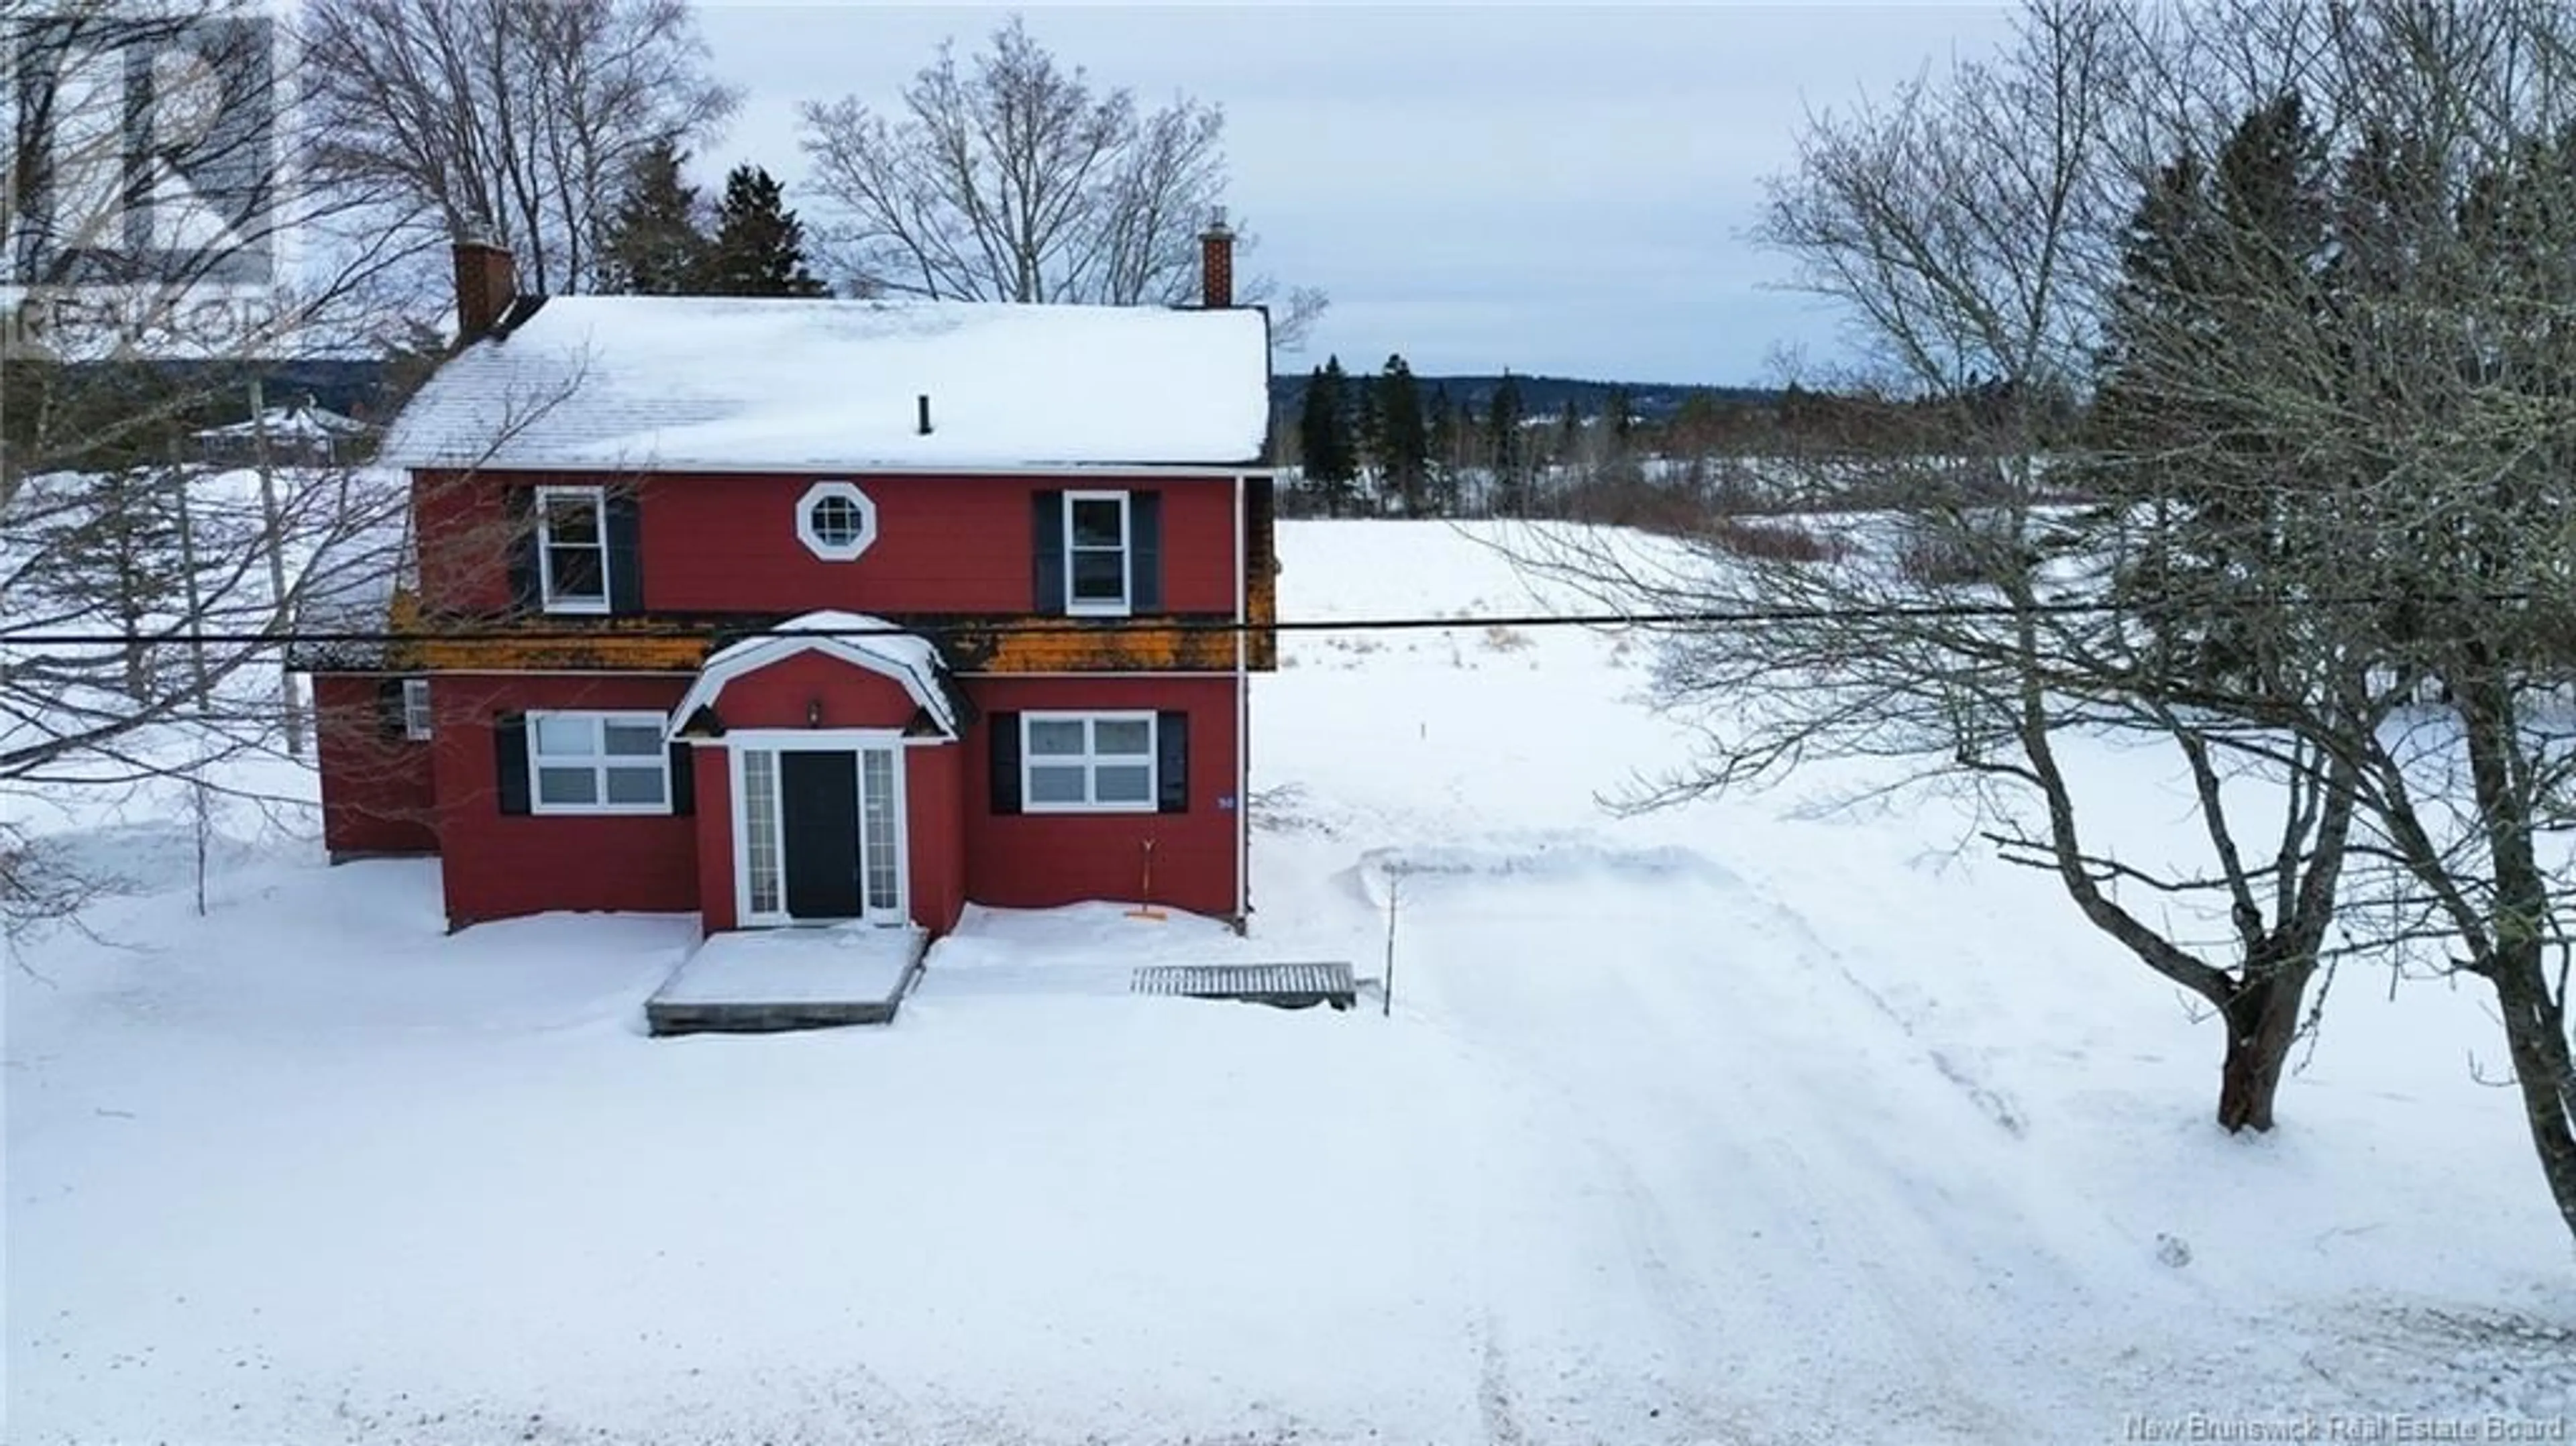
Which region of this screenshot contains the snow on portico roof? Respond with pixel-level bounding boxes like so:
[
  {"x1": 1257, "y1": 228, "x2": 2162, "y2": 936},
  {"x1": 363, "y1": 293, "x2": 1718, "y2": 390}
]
[
  {"x1": 379, "y1": 295, "x2": 1273, "y2": 474},
  {"x1": 669, "y1": 612, "x2": 963, "y2": 741}
]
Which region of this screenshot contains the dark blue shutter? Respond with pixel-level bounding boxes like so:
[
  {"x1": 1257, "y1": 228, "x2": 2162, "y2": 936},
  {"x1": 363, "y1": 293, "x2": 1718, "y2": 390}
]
[
  {"x1": 668, "y1": 740, "x2": 695, "y2": 816},
  {"x1": 494, "y1": 713, "x2": 531, "y2": 815},
  {"x1": 376, "y1": 677, "x2": 407, "y2": 740},
  {"x1": 1156, "y1": 710, "x2": 1188, "y2": 813},
  {"x1": 1131, "y1": 492, "x2": 1162, "y2": 612},
  {"x1": 989, "y1": 711, "x2": 1022, "y2": 814},
  {"x1": 605, "y1": 490, "x2": 643, "y2": 615},
  {"x1": 504, "y1": 488, "x2": 539, "y2": 614},
  {"x1": 1031, "y1": 492, "x2": 1065, "y2": 614}
]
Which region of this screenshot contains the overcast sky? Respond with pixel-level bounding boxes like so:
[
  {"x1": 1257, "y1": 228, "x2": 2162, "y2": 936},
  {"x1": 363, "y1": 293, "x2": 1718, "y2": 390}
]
[{"x1": 693, "y1": 4, "x2": 2016, "y2": 386}]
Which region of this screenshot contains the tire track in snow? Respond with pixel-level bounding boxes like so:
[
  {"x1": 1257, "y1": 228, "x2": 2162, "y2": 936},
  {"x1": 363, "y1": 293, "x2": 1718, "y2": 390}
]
[
  {"x1": 1476, "y1": 1316, "x2": 1529, "y2": 1446},
  {"x1": 1371, "y1": 839, "x2": 2121, "y2": 1443}
]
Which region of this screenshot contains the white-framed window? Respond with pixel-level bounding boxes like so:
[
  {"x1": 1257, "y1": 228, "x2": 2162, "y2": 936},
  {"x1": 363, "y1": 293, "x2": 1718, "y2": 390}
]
[
  {"x1": 536, "y1": 486, "x2": 610, "y2": 613},
  {"x1": 400, "y1": 677, "x2": 433, "y2": 741},
  {"x1": 796, "y1": 481, "x2": 879, "y2": 562},
  {"x1": 1023, "y1": 710, "x2": 1156, "y2": 813},
  {"x1": 861, "y1": 748, "x2": 900, "y2": 913},
  {"x1": 742, "y1": 748, "x2": 782, "y2": 916},
  {"x1": 1064, "y1": 491, "x2": 1131, "y2": 616},
  {"x1": 528, "y1": 710, "x2": 668, "y2": 814}
]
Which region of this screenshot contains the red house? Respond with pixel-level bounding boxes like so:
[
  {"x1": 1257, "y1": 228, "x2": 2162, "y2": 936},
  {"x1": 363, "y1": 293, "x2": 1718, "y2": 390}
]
[{"x1": 303, "y1": 225, "x2": 1279, "y2": 936}]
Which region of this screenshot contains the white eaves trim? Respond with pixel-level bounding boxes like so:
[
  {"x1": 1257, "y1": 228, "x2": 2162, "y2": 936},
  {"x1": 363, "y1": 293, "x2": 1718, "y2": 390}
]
[{"x1": 667, "y1": 610, "x2": 958, "y2": 742}]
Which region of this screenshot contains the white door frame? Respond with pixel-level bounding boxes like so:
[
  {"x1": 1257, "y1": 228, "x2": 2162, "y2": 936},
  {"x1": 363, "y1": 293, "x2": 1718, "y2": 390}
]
[{"x1": 719, "y1": 728, "x2": 910, "y2": 927}]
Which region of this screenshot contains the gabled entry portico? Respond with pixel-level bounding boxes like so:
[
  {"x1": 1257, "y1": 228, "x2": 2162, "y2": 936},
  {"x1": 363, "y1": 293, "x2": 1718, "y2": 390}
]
[{"x1": 665, "y1": 612, "x2": 971, "y2": 935}]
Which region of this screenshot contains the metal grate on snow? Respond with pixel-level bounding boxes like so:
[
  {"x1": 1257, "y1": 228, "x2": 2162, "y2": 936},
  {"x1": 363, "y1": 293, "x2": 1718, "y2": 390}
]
[{"x1": 1131, "y1": 962, "x2": 1357, "y2": 1011}]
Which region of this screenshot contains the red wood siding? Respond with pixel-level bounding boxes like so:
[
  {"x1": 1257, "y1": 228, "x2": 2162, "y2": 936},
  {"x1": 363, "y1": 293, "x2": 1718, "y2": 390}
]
[
  {"x1": 413, "y1": 469, "x2": 514, "y2": 614},
  {"x1": 409, "y1": 469, "x2": 1241, "y2": 617},
  {"x1": 707, "y1": 648, "x2": 923, "y2": 730},
  {"x1": 429, "y1": 675, "x2": 698, "y2": 928},
  {"x1": 960, "y1": 675, "x2": 1244, "y2": 920},
  {"x1": 692, "y1": 743, "x2": 737, "y2": 932},
  {"x1": 313, "y1": 675, "x2": 438, "y2": 856},
  {"x1": 907, "y1": 744, "x2": 967, "y2": 932},
  {"x1": 644, "y1": 472, "x2": 1238, "y2": 615}
]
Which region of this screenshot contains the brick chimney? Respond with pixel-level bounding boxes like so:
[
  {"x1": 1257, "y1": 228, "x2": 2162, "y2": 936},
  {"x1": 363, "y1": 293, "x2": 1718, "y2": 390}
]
[
  {"x1": 1199, "y1": 208, "x2": 1235, "y2": 309},
  {"x1": 451, "y1": 227, "x2": 517, "y2": 343}
]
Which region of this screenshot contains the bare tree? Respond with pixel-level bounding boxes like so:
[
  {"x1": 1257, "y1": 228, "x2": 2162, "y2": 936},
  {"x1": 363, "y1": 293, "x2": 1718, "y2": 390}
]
[
  {"x1": 5, "y1": 1, "x2": 425, "y2": 488},
  {"x1": 1537, "y1": 0, "x2": 2576, "y2": 1242},
  {"x1": 297, "y1": 0, "x2": 737, "y2": 296},
  {"x1": 1, "y1": 1, "x2": 587, "y2": 938},
  {"x1": 1523, "y1": 0, "x2": 2363, "y2": 1138},
  {"x1": 797, "y1": 15, "x2": 1325, "y2": 347},
  {"x1": 2269, "y1": 0, "x2": 2576, "y2": 1245},
  {"x1": 1, "y1": 460, "x2": 410, "y2": 936},
  {"x1": 2061, "y1": 0, "x2": 2576, "y2": 1237}
]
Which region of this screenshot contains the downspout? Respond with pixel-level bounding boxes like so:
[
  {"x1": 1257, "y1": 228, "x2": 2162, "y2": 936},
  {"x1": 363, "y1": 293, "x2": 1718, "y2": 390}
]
[{"x1": 1234, "y1": 470, "x2": 1250, "y2": 932}]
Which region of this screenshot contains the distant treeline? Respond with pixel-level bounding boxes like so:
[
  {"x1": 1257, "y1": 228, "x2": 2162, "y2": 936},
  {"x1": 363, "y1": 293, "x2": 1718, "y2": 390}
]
[
  {"x1": 1271, "y1": 352, "x2": 2069, "y2": 520},
  {"x1": 1269, "y1": 372, "x2": 1780, "y2": 425}
]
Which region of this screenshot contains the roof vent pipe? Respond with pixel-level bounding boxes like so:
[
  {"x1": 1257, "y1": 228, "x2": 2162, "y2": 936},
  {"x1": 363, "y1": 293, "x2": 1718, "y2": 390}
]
[{"x1": 917, "y1": 394, "x2": 932, "y2": 435}]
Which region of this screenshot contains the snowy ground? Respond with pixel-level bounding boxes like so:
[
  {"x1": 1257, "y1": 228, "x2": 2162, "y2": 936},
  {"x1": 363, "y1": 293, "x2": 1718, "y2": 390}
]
[{"x1": 8, "y1": 520, "x2": 2575, "y2": 1445}]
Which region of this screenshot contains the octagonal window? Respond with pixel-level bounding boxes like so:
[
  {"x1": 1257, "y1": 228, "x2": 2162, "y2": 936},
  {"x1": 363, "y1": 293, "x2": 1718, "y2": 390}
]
[{"x1": 796, "y1": 482, "x2": 878, "y2": 561}]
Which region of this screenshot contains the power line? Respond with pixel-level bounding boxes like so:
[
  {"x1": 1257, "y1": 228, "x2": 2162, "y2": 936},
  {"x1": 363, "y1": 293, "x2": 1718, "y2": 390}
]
[{"x1": 1, "y1": 590, "x2": 2542, "y2": 651}]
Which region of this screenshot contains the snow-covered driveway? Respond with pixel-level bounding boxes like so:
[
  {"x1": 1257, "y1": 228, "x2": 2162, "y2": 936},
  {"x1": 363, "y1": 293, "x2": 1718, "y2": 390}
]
[{"x1": 1349, "y1": 850, "x2": 2167, "y2": 1444}]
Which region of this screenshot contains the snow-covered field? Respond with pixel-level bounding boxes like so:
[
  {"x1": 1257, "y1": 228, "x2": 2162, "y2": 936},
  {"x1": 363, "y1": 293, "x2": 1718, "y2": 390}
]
[{"x1": 8, "y1": 520, "x2": 2574, "y2": 1445}]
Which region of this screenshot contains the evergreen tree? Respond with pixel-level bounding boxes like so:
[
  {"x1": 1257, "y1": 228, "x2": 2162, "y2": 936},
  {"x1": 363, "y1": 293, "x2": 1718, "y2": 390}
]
[
  {"x1": 1604, "y1": 385, "x2": 1635, "y2": 453},
  {"x1": 46, "y1": 469, "x2": 201, "y2": 700},
  {"x1": 1373, "y1": 355, "x2": 1429, "y2": 516},
  {"x1": 1424, "y1": 384, "x2": 1460, "y2": 516},
  {"x1": 597, "y1": 142, "x2": 712, "y2": 294},
  {"x1": 2090, "y1": 93, "x2": 2332, "y2": 689},
  {"x1": 700, "y1": 164, "x2": 830, "y2": 296},
  {"x1": 1297, "y1": 357, "x2": 1358, "y2": 516},
  {"x1": 1295, "y1": 365, "x2": 1330, "y2": 486},
  {"x1": 1778, "y1": 380, "x2": 1818, "y2": 439},
  {"x1": 1487, "y1": 371, "x2": 1527, "y2": 516},
  {"x1": 1353, "y1": 380, "x2": 1382, "y2": 506}
]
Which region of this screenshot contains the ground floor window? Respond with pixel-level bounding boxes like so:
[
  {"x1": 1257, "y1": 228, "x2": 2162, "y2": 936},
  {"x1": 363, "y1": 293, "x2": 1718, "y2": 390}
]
[
  {"x1": 400, "y1": 678, "x2": 433, "y2": 741},
  {"x1": 1022, "y1": 711, "x2": 1157, "y2": 812},
  {"x1": 529, "y1": 711, "x2": 669, "y2": 814}
]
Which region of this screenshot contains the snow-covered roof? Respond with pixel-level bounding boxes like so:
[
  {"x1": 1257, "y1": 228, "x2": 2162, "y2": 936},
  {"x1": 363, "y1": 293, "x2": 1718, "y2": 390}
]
[
  {"x1": 196, "y1": 404, "x2": 371, "y2": 441},
  {"x1": 668, "y1": 612, "x2": 963, "y2": 741},
  {"x1": 284, "y1": 469, "x2": 415, "y2": 671},
  {"x1": 379, "y1": 295, "x2": 1273, "y2": 474}
]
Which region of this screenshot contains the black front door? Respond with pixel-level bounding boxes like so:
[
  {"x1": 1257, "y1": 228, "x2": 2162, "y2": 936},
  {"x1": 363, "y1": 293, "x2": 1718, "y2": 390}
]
[{"x1": 780, "y1": 750, "x2": 863, "y2": 920}]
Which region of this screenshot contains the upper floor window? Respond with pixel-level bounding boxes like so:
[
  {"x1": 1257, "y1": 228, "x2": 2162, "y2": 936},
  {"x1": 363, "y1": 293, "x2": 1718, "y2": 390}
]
[
  {"x1": 537, "y1": 486, "x2": 610, "y2": 614},
  {"x1": 796, "y1": 481, "x2": 879, "y2": 562},
  {"x1": 1065, "y1": 491, "x2": 1130, "y2": 616}
]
